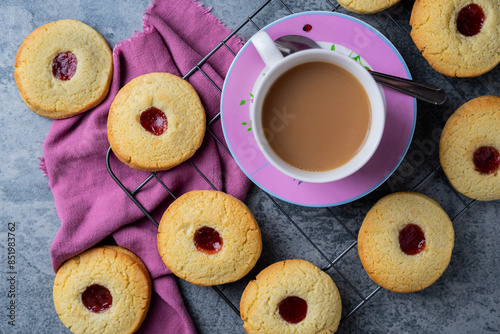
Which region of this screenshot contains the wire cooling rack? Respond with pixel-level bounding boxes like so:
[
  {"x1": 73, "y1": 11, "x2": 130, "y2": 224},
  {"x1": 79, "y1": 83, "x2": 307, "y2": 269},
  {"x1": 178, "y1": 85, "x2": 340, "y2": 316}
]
[{"x1": 106, "y1": 0, "x2": 480, "y2": 331}]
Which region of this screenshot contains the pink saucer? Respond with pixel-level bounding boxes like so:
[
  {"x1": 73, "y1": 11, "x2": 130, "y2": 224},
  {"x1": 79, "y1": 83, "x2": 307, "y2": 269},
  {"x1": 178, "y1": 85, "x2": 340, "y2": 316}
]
[{"x1": 221, "y1": 11, "x2": 416, "y2": 207}]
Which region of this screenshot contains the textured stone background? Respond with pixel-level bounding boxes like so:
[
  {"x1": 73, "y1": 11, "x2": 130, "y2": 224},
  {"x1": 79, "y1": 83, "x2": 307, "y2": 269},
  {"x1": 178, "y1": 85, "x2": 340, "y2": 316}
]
[{"x1": 1, "y1": 0, "x2": 499, "y2": 333}]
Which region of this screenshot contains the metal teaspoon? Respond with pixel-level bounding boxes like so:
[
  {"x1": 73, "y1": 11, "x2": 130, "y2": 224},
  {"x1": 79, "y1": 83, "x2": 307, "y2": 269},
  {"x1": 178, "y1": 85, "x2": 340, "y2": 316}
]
[{"x1": 274, "y1": 35, "x2": 446, "y2": 105}]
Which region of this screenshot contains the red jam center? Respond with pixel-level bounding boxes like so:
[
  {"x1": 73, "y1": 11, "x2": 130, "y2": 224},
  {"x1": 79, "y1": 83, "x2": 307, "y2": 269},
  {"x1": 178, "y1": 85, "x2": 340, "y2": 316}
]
[
  {"x1": 194, "y1": 226, "x2": 223, "y2": 254},
  {"x1": 278, "y1": 296, "x2": 307, "y2": 324},
  {"x1": 81, "y1": 284, "x2": 112, "y2": 313},
  {"x1": 473, "y1": 146, "x2": 500, "y2": 174},
  {"x1": 399, "y1": 224, "x2": 426, "y2": 255},
  {"x1": 52, "y1": 51, "x2": 77, "y2": 81},
  {"x1": 457, "y1": 4, "x2": 485, "y2": 36},
  {"x1": 140, "y1": 107, "x2": 168, "y2": 136}
]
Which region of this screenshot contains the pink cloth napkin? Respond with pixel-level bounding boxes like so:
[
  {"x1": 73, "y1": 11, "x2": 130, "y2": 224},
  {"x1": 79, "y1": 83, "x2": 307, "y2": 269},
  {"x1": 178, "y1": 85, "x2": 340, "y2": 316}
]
[{"x1": 41, "y1": 0, "x2": 248, "y2": 332}]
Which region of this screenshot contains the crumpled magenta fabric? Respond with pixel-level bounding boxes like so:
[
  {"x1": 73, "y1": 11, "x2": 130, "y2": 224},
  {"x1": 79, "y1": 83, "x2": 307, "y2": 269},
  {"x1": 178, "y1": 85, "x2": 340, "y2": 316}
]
[{"x1": 41, "y1": 0, "x2": 248, "y2": 332}]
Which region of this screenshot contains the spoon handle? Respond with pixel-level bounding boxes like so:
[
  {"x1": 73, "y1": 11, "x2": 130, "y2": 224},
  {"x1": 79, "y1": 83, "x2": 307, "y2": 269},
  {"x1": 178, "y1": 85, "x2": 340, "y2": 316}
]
[{"x1": 370, "y1": 71, "x2": 446, "y2": 105}]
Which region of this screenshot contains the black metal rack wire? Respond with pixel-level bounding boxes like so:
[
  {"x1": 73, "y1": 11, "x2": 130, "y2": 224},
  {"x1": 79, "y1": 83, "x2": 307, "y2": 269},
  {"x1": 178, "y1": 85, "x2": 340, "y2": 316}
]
[{"x1": 106, "y1": 0, "x2": 477, "y2": 330}]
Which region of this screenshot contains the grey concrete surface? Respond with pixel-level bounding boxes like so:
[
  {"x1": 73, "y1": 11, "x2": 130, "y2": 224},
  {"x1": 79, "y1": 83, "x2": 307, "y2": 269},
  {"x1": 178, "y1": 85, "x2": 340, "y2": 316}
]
[{"x1": 1, "y1": 0, "x2": 499, "y2": 333}]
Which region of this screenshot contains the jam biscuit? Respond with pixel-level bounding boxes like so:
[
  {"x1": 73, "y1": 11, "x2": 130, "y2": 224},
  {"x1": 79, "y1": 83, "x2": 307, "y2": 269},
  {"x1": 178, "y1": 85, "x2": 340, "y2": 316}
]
[
  {"x1": 107, "y1": 72, "x2": 206, "y2": 172},
  {"x1": 157, "y1": 190, "x2": 262, "y2": 286},
  {"x1": 337, "y1": 0, "x2": 401, "y2": 14},
  {"x1": 440, "y1": 96, "x2": 500, "y2": 201},
  {"x1": 410, "y1": 0, "x2": 500, "y2": 77},
  {"x1": 240, "y1": 260, "x2": 342, "y2": 334},
  {"x1": 15, "y1": 19, "x2": 113, "y2": 119},
  {"x1": 53, "y1": 246, "x2": 152, "y2": 334},
  {"x1": 358, "y1": 192, "x2": 454, "y2": 293}
]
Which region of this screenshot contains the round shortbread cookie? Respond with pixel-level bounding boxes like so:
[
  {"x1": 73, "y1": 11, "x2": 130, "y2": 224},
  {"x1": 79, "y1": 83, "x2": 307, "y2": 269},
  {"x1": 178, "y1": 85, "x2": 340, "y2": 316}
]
[
  {"x1": 107, "y1": 72, "x2": 206, "y2": 172},
  {"x1": 440, "y1": 95, "x2": 500, "y2": 201},
  {"x1": 410, "y1": 0, "x2": 500, "y2": 77},
  {"x1": 240, "y1": 260, "x2": 342, "y2": 334},
  {"x1": 358, "y1": 192, "x2": 454, "y2": 293},
  {"x1": 53, "y1": 246, "x2": 152, "y2": 334},
  {"x1": 15, "y1": 19, "x2": 113, "y2": 119},
  {"x1": 337, "y1": 0, "x2": 401, "y2": 14},
  {"x1": 157, "y1": 190, "x2": 262, "y2": 286}
]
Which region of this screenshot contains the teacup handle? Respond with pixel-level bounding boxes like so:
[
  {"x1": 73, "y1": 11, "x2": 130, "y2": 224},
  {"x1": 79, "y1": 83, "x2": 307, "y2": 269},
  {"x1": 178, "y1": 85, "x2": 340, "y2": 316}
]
[{"x1": 250, "y1": 31, "x2": 284, "y2": 69}]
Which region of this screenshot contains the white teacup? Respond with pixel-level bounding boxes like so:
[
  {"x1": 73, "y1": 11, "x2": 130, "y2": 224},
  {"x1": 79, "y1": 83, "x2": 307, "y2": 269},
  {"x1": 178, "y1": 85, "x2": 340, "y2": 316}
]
[{"x1": 250, "y1": 30, "x2": 386, "y2": 183}]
